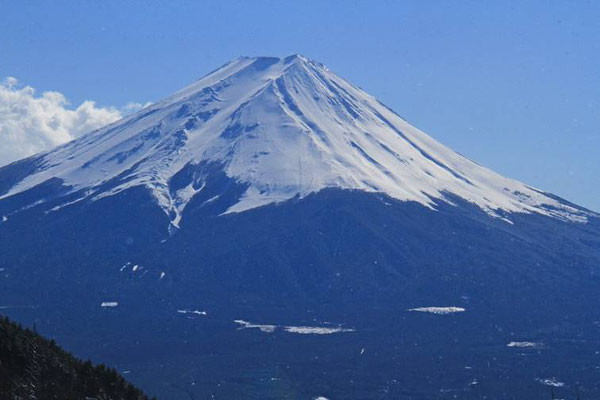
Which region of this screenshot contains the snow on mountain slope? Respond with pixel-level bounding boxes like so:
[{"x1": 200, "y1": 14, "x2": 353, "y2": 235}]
[{"x1": 0, "y1": 55, "x2": 591, "y2": 226}]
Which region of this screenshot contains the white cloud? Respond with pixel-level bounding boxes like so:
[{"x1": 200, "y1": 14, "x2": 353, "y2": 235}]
[
  {"x1": 0, "y1": 77, "x2": 149, "y2": 167},
  {"x1": 121, "y1": 101, "x2": 153, "y2": 114}
]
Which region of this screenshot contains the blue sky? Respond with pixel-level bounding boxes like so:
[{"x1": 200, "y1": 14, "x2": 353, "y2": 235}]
[{"x1": 1, "y1": 1, "x2": 598, "y2": 211}]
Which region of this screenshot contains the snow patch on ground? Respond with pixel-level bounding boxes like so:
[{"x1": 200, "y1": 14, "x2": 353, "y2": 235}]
[
  {"x1": 234, "y1": 319, "x2": 277, "y2": 333},
  {"x1": 234, "y1": 319, "x2": 353, "y2": 335},
  {"x1": 283, "y1": 326, "x2": 354, "y2": 335},
  {"x1": 507, "y1": 341, "x2": 542, "y2": 348},
  {"x1": 177, "y1": 309, "x2": 207, "y2": 316},
  {"x1": 536, "y1": 378, "x2": 564, "y2": 387},
  {"x1": 407, "y1": 307, "x2": 465, "y2": 315}
]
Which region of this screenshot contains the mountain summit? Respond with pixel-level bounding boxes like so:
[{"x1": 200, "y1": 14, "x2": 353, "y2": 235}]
[{"x1": 0, "y1": 55, "x2": 590, "y2": 228}]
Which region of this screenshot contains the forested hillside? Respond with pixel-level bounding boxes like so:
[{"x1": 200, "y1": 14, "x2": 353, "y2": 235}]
[{"x1": 0, "y1": 315, "x2": 153, "y2": 400}]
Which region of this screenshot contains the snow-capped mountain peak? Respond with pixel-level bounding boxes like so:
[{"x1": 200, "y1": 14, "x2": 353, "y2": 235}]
[{"x1": 0, "y1": 55, "x2": 590, "y2": 226}]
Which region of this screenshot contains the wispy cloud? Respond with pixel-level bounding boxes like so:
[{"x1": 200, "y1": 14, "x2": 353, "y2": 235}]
[{"x1": 0, "y1": 77, "x2": 150, "y2": 167}]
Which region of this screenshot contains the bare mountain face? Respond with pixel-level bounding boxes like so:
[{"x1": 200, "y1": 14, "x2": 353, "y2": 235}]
[{"x1": 0, "y1": 56, "x2": 599, "y2": 400}]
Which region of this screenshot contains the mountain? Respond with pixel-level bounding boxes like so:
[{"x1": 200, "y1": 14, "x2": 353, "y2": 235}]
[
  {"x1": 0, "y1": 55, "x2": 589, "y2": 226},
  {"x1": 0, "y1": 55, "x2": 599, "y2": 400},
  {"x1": 0, "y1": 314, "x2": 153, "y2": 400}
]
